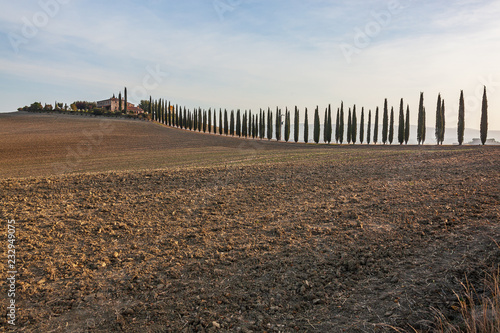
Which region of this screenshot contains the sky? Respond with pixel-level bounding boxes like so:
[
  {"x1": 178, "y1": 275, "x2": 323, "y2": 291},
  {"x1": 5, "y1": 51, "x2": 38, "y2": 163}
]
[{"x1": 0, "y1": 0, "x2": 499, "y2": 130}]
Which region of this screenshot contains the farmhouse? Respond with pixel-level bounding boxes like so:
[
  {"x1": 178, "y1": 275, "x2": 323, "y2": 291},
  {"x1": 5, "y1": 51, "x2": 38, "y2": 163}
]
[{"x1": 96, "y1": 96, "x2": 144, "y2": 114}]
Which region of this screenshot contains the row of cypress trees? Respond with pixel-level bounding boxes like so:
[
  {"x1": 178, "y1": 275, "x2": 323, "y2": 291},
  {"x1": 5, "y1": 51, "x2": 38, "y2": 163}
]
[{"x1": 147, "y1": 87, "x2": 489, "y2": 145}]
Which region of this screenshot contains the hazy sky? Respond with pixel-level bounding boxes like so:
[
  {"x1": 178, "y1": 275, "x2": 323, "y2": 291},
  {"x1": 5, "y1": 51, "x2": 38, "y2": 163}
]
[{"x1": 1, "y1": 0, "x2": 499, "y2": 130}]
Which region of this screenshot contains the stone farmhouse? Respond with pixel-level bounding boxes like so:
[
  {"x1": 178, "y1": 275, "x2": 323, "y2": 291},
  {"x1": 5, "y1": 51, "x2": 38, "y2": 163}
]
[{"x1": 96, "y1": 95, "x2": 144, "y2": 114}]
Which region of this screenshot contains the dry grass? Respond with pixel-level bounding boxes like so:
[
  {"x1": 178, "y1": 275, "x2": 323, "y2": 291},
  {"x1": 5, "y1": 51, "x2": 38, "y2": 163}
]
[{"x1": 434, "y1": 259, "x2": 500, "y2": 332}]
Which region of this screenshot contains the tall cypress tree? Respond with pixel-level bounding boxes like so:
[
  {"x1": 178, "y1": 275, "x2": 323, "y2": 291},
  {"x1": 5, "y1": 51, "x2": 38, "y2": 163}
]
[
  {"x1": 230, "y1": 110, "x2": 235, "y2": 136},
  {"x1": 417, "y1": 92, "x2": 425, "y2": 145},
  {"x1": 435, "y1": 94, "x2": 442, "y2": 145},
  {"x1": 285, "y1": 109, "x2": 291, "y2": 142},
  {"x1": 323, "y1": 108, "x2": 328, "y2": 144},
  {"x1": 294, "y1": 106, "x2": 299, "y2": 143},
  {"x1": 382, "y1": 99, "x2": 388, "y2": 144},
  {"x1": 267, "y1": 108, "x2": 273, "y2": 140},
  {"x1": 314, "y1": 106, "x2": 320, "y2": 144},
  {"x1": 118, "y1": 92, "x2": 122, "y2": 112},
  {"x1": 458, "y1": 90, "x2": 465, "y2": 145},
  {"x1": 304, "y1": 108, "x2": 309, "y2": 143},
  {"x1": 124, "y1": 87, "x2": 128, "y2": 114},
  {"x1": 480, "y1": 86, "x2": 488, "y2": 145},
  {"x1": 398, "y1": 99, "x2": 405, "y2": 145},
  {"x1": 208, "y1": 109, "x2": 212, "y2": 133},
  {"x1": 352, "y1": 106, "x2": 357, "y2": 144},
  {"x1": 360, "y1": 107, "x2": 364, "y2": 144},
  {"x1": 236, "y1": 110, "x2": 241, "y2": 137},
  {"x1": 223, "y1": 109, "x2": 228, "y2": 135},
  {"x1": 260, "y1": 109, "x2": 265, "y2": 139},
  {"x1": 276, "y1": 108, "x2": 282, "y2": 141},
  {"x1": 367, "y1": 109, "x2": 372, "y2": 144},
  {"x1": 339, "y1": 104, "x2": 344, "y2": 144},
  {"x1": 374, "y1": 107, "x2": 379, "y2": 144},
  {"x1": 335, "y1": 108, "x2": 340, "y2": 143},
  {"x1": 405, "y1": 105, "x2": 410, "y2": 145},
  {"x1": 248, "y1": 110, "x2": 252, "y2": 138},
  {"x1": 198, "y1": 108, "x2": 203, "y2": 132},
  {"x1": 347, "y1": 108, "x2": 352, "y2": 144},
  {"x1": 389, "y1": 107, "x2": 394, "y2": 144},
  {"x1": 219, "y1": 109, "x2": 222, "y2": 135}
]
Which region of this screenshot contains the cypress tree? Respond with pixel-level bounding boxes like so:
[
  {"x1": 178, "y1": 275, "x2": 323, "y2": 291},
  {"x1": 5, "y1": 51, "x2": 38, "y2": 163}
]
[
  {"x1": 435, "y1": 94, "x2": 442, "y2": 145},
  {"x1": 118, "y1": 92, "x2": 122, "y2": 112},
  {"x1": 178, "y1": 105, "x2": 182, "y2": 128},
  {"x1": 480, "y1": 86, "x2": 488, "y2": 145},
  {"x1": 294, "y1": 106, "x2": 299, "y2": 143},
  {"x1": 193, "y1": 109, "x2": 198, "y2": 130},
  {"x1": 230, "y1": 110, "x2": 235, "y2": 136},
  {"x1": 276, "y1": 108, "x2": 282, "y2": 141},
  {"x1": 422, "y1": 107, "x2": 426, "y2": 144},
  {"x1": 417, "y1": 92, "x2": 424, "y2": 144},
  {"x1": 339, "y1": 104, "x2": 344, "y2": 144},
  {"x1": 242, "y1": 111, "x2": 247, "y2": 137},
  {"x1": 323, "y1": 108, "x2": 328, "y2": 144},
  {"x1": 389, "y1": 107, "x2": 394, "y2": 144},
  {"x1": 458, "y1": 90, "x2": 465, "y2": 145},
  {"x1": 304, "y1": 108, "x2": 309, "y2": 143},
  {"x1": 124, "y1": 87, "x2": 128, "y2": 114},
  {"x1": 208, "y1": 109, "x2": 212, "y2": 133},
  {"x1": 367, "y1": 110, "x2": 371, "y2": 144},
  {"x1": 314, "y1": 106, "x2": 320, "y2": 144},
  {"x1": 352, "y1": 106, "x2": 357, "y2": 144},
  {"x1": 248, "y1": 110, "x2": 253, "y2": 138},
  {"x1": 260, "y1": 109, "x2": 265, "y2": 139},
  {"x1": 198, "y1": 108, "x2": 203, "y2": 132},
  {"x1": 327, "y1": 105, "x2": 332, "y2": 144},
  {"x1": 382, "y1": 99, "x2": 388, "y2": 144},
  {"x1": 267, "y1": 108, "x2": 273, "y2": 140},
  {"x1": 335, "y1": 108, "x2": 340, "y2": 143},
  {"x1": 360, "y1": 107, "x2": 364, "y2": 144},
  {"x1": 219, "y1": 109, "x2": 223, "y2": 135},
  {"x1": 252, "y1": 115, "x2": 257, "y2": 139},
  {"x1": 149, "y1": 96, "x2": 152, "y2": 117},
  {"x1": 224, "y1": 109, "x2": 228, "y2": 135},
  {"x1": 398, "y1": 99, "x2": 405, "y2": 145},
  {"x1": 183, "y1": 107, "x2": 187, "y2": 129},
  {"x1": 405, "y1": 105, "x2": 410, "y2": 144},
  {"x1": 374, "y1": 107, "x2": 379, "y2": 144},
  {"x1": 285, "y1": 108, "x2": 291, "y2": 142},
  {"x1": 347, "y1": 108, "x2": 352, "y2": 144},
  {"x1": 236, "y1": 110, "x2": 241, "y2": 137}
]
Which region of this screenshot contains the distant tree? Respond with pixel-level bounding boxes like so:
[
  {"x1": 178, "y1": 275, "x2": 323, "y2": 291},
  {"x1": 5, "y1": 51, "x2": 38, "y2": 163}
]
[
  {"x1": 347, "y1": 108, "x2": 352, "y2": 144},
  {"x1": 260, "y1": 109, "x2": 265, "y2": 139},
  {"x1": 276, "y1": 108, "x2": 282, "y2": 141},
  {"x1": 236, "y1": 109, "x2": 241, "y2": 137},
  {"x1": 405, "y1": 105, "x2": 410, "y2": 144},
  {"x1": 417, "y1": 92, "x2": 425, "y2": 145},
  {"x1": 118, "y1": 92, "x2": 122, "y2": 112},
  {"x1": 219, "y1": 109, "x2": 223, "y2": 135},
  {"x1": 327, "y1": 105, "x2": 332, "y2": 144},
  {"x1": 248, "y1": 110, "x2": 253, "y2": 138},
  {"x1": 193, "y1": 109, "x2": 198, "y2": 130},
  {"x1": 398, "y1": 99, "x2": 405, "y2": 145},
  {"x1": 480, "y1": 86, "x2": 488, "y2": 145},
  {"x1": 203, "y1": 110, "x2": 207, "y2": 132},
  {"x1": 314, "y1": 106, "x2": 320, "y2": 144},
  {"x1": 374, "y1": 107, "x2": 379, "y2": 144},
  {"x1": 183, "y1": 107, "x2": 187, "y2": 129},
  {"x1": 285, "y1": 108, "x2": 291, "y2": 142},
  {"x1": 198, "y1": 108, "x2": 203, "y2": 132},
  {"x1": 339, "y1": 104, "x2": 344, "y2": 144},
  {"x1": 335, "y1": 108, "x2": 340, "y2": 143},
  {"x1": 367, "y1": 109, "x2": 371, "y2": 144},
  {"x1": 208, "y1": 109, "x2": 212, "y2": 133},
  {"x1": 382, "y1": 99, "x2": 388, "y2": 144},
  {"x1": 359, "y1": 107, "x2": 364, "y2": 144},
  {"x1": 224, "y1": 109, "x2": 228, "y2": 135},
  {"x1": 230, "y1": 110, "x2": 235, "y2": 136},
  {"x1": 294, "y1": 106, "x2": 299, "y2": 143},
  {"x1": 458, "y1": 90, "x2": 465, "y2": 145},
  {"x1": 149, "y1": 96, "x2": 152, "y2": 116},
  {"x1": 435, "y1": 94, "x2": 442, "y2": 145},
  {"x1": 352, "y1": 106, "x2": 357, "y2": 144},
  {"x1": 124, "y1": 87, "x2": 128, "y2": 114},
  {"x1": 389, "y1": 106, "x2": 394, "y2": 144},
  {"x1": 323, "y1": 108, "x2": 328, "y2": 144},
  {"x1": 304, "y1": 108, "x2": 309, "y2": 143}
]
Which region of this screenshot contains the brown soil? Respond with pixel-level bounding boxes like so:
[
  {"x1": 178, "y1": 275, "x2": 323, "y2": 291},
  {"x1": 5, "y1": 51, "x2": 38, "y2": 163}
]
[{"x1": 0, "y1": 112, "x2": 499, "y2": 332}]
